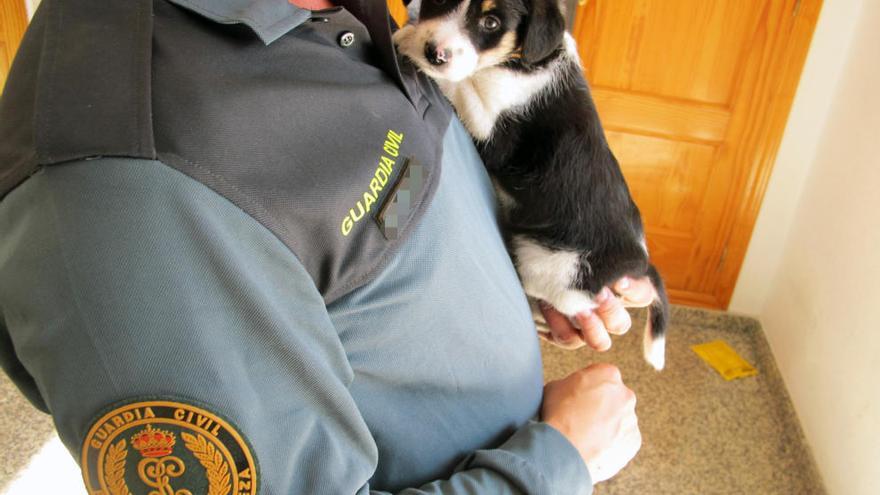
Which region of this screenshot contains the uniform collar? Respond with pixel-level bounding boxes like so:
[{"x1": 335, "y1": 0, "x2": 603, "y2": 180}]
[
  {"x1": 165, "y1": 0, "x2": 415, "y2": 102},
  {"x1": 167, "y1": 0, "x2": 311, "y2": 45}
]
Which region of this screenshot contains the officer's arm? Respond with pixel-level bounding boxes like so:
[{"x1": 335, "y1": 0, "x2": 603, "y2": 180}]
[{"x1": 0, "y1": 157, "x2": 591, "y2": 494}]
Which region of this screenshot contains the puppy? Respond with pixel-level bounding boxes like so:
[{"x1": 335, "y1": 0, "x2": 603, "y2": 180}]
[{"x1": 394, "y1": 0, "x2": 669, "y2": 369}]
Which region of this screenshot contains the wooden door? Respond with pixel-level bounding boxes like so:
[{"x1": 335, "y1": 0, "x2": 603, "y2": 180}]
[
  {"x1": 573, "y1": 0, "x2": 821, "y2": 308},
  {"x1": 388, "y1": 0, "x2": 408, "y2": 27},
  {"x1": 0, "y1": 0, "x2": 27, "y2": 92}
]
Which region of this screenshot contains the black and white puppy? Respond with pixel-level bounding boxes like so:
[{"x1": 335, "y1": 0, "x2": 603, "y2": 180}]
[{"x1": 394, "y1": 0, "x2": 669, "y2": 369}]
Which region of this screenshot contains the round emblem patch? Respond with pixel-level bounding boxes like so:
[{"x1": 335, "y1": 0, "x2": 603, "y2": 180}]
[{"x1": 81, "y1": 400, "x2": 257, "y2": 495}]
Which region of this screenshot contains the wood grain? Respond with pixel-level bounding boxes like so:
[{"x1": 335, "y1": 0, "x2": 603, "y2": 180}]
[
  {"x1": 573, "y1": 0, "x2": 822, "y2": 308},
  {"x1": 0, "y1": 0, "x2": 27, "y2": 92},
  {"x1": 387, "y1": 0, "x2": 408, "y2": 28},
  {"x1": 594, "y1": 87, "x2": 730, "y2": 144}
]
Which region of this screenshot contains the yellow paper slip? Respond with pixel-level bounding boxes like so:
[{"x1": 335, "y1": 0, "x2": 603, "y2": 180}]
[{"x1": 691, "y1": 340, "x2": 758, "y2": 381}]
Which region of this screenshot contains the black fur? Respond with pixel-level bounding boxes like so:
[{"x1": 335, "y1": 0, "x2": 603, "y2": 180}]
[
  {"x1": 399, "y1": 0, "x2": 670, "y2": 362},
  {"x1": 519, "y1": 0, "x2": 566, "y2": 66},
  {"x1": 480, "y1": 3, "x2": 669, "y2": 348}
]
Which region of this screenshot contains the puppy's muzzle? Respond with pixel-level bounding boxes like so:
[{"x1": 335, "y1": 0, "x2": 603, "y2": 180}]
[{"x1": 424, "y1": 42, "x2": 450, "y2": 66}]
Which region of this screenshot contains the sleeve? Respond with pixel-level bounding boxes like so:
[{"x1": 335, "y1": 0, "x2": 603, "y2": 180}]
[{"x1": 0, "y1": 157, "x2": 592, "y2": 495}]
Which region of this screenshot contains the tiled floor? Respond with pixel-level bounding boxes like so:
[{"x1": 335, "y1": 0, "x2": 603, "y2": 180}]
[
  {"x1": 541, "y1": 306, "x2": 827, "y2": 494},
  {"x1": 0, "y1": 373, "x2": 83, "y2": 494}
]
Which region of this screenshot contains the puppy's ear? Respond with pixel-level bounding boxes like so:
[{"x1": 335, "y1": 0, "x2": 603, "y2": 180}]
[
  {"x1": 521, "y1": 0, "x2": 566, "y2": 66},
  {"x1": 404, "y1": 0, "x2": 421, "y2": 20}
]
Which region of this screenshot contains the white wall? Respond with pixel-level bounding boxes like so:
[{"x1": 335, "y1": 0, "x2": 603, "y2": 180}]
[
  {"x1": 736, "y1": 1, "x2": 880, "y2": 493},
  {"x1": 25, "y1": 0, "x2": 41, "y2": 20},
  {"x1": 729, "y1": 0, "x2": 865, "y2": 314}
]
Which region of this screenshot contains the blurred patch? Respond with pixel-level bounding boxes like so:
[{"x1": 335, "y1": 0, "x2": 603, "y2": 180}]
[{"x1": 376, "y1": 157, "x2": 425, "y2": 240}]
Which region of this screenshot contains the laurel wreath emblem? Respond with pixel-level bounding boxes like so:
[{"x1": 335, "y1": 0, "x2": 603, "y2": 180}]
[
  {"x1": 104, "y1": 439, "x2": 132, "y2": 495},
  {"x1": 182, "y1": 432, "x2": 232, "y2": 495},
  {"x1": 101, "y1": 433, "x2": 231, "y2": 495}
]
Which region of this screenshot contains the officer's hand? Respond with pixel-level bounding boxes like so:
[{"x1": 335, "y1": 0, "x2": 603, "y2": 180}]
[
  {"x1": 542, "y1": 363, "x2": 641, "y2": 483},
  {"x1": 539, "y1": 276, "x2": 654, "y2": 351}
]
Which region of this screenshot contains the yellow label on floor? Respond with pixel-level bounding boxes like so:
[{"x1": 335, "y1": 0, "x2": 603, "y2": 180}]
[{"x1": 691, "y1": 340, "x2": 758, "y2": 381}]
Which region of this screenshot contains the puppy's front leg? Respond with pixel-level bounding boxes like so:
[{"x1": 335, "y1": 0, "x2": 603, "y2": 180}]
[{"x1": 512, "y1": 235, "x2": 599, "y2": 318}]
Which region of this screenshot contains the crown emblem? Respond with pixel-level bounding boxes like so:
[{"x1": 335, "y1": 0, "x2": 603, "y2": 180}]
[{"x1": 131, "y1": 425, "x2": 176, "y2": 457}]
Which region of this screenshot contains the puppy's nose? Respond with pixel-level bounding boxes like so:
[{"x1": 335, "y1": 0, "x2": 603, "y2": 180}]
[{"x1": 425, "y1": 42, "x2": 450, "y2": 66}]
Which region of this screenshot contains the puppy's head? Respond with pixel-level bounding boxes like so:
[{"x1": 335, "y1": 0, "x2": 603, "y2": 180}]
[{"x1": 394, "y1": 0, "x2": 566, "y2": 82}]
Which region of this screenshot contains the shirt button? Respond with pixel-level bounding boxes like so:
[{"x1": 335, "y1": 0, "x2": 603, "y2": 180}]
[{"x1": 339, "y1": 31, "x2": 356, "y2": 48}]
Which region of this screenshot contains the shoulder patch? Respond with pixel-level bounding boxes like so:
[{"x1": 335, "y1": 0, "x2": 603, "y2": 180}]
[{"x1": 80, "y1": 399, "x2": 257, "y2": 495}]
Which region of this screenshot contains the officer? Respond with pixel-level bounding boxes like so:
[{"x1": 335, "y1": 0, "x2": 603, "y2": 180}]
[{"x1": 0, "y1": 0, "x2": 648, "y2": 493}]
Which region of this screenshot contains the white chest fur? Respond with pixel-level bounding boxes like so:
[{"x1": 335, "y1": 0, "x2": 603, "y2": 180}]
[
  {"x1": 437, "y1": 34, "x2": 577, "y2": 141},
  {"x1": 437, "y1": 65, "x2": 557, "y2": 141}
]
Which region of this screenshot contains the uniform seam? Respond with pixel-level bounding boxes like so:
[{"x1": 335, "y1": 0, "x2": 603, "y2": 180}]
[
  {"x1": 159, "y1": 151, "x2": 310, "y2": 273},
  {"x1": 134, "y1": 0, "x2": 151, "y2": 157},
  {"x1": 42, "y1": 171, "x2": 122, "y2": 396},
  {"x1": 38, "y1": 0, "x2": 62, "y2": 164}
]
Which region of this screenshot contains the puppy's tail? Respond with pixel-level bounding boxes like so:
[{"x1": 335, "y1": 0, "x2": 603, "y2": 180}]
[{"x1": 643, "y1": 263, "x2": 669, "y2": 370}]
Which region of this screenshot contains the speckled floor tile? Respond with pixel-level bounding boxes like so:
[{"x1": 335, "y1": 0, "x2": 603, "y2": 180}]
[
  {"x1": 0, "y1": 372, "x2": 57, "y2": 491},
  {"x1": 541, "y1": 306, "x2": 827, "y2": 495}
]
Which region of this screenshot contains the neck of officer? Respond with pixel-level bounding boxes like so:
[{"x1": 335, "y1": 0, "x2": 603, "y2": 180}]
[{"x1": 289, "y1": 0, "x2": 336, "y2": 9}]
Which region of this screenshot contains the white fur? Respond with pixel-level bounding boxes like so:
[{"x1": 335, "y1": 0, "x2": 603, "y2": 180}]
[
  {"x1": 512, "y1": 235, "x2": 598, "y2": 317},
  {"x1": 405, "y1": 0, "x2": 422, "y2": 22},
  {"x1": 644, "y1": 330, "x2": 665, "y2": 370},
  {"x1": 436, "y1": 64, "x2": 557, "y2": 140},
  {"x1": 393, "y1": 4, "x2": 480, "y2": 82},
  {"x1": 394, "y1": 12, "x2": 580, "y2": 140},
  {"x1": 436, "y1": 34, "x2": 578, "y2": 140}
]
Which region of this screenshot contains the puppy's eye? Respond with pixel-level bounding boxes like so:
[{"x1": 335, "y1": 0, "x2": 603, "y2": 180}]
[
  {"x1": 432, "y1": 0, "x2": 446, "y2": 4},
  {"x1": 480, "y1": 15, "x2": 501, "y2": 31}
]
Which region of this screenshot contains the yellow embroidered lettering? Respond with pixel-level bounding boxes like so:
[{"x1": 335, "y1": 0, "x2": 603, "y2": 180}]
[
  {"x1": 380, "y1": 156, "x2": 396, "y2": 174},
  {"x1": 342, "y1": 215, "x2": 354, "y2": 236},
  {"x1": 376, "y1": 167, "x2": 389, "y2": 187},
  {"x1": 383, "y1": 143, "x2": 399, "y2": 157},
  {"x1": 340, "y1": 130, "x2": 405, "y2": 236},
  {"x1": 387, "y1": 129, "x2": 404, "y2": 144},
  {"x1": 350, "y1": 202, "x2": 366, "y2": 221},
  {"x1": 363, "y1": 191, "x2": 376, "y2": 212}
]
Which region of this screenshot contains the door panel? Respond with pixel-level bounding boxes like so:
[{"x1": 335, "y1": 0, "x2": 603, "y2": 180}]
[
  {"x1": 584, "y1": 1, "x2": 766, "y2": 105},
  {"x1": 607, "y1": 131, "x2": 716, "y2": 233},
  {"x1": 575, "y1": 0, "x2": 822, "y2": 308},
  {"x1": 388, "y1": 0, "x2": 408, "y2": 27}
]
